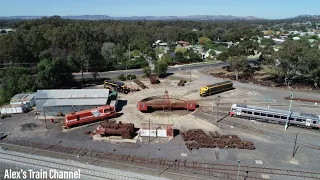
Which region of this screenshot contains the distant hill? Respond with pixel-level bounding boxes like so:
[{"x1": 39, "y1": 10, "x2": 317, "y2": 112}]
[
  {"x1": 0, "y1": 15, "x2": 263, "y2": 21},
  {"x1": 288, "y1": 15, "x2": 320, "y2": 21}
]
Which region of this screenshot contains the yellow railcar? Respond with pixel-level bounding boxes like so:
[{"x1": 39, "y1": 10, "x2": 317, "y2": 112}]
[{"x1": 200, "y1": 81, "x2": 233, "y2": 97}]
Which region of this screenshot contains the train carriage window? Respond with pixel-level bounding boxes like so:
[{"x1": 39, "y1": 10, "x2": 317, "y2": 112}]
[
  {"x1": 281, "y1": 116, "x2": 287, "y2": 119},
  {"x1": 254, "y1": 112, "x2": 260, "y2": 115},
  {"x1": 267, "y1": 114, "x2": 273, "y2": 117},
  {"x1": 289, "y1": 117, "x2": 294, "y2": 121},
  {"x1": 242, "y1": 111, "x2": 247, "y2": 114},
  {"x1": 302, "y1": 119, "x2": 306, "y2": 122},
  {"x1": 261, "y1": 113, "x2": 266, "y2": 116},
  {"x1": 247, "y1": 111, "x2": 252, "y2": 114},
  {"x1": 296, "y1": 119, "x2": 302, "y2": 122},
  {"x1": 313, "y1": 121, "x2": 317, "y2": 124},
  {"x1": 274, "y1": 115, "x2": 280, "y2": 118}
]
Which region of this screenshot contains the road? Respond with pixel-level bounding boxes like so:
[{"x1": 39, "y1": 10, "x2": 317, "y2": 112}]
[{"x1": 73, "y1": 61, "x2": 229, "y2": 80}]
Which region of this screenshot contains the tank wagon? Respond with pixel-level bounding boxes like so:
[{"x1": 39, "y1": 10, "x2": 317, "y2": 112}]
[
  {"x1": 64, "y1": 105, "x2": 116, "y2": 129},
  {"x1": 95, "y1": 121, "x2": 135, "y2": 139},
  {"x1": 230, "y1": 104, "x2": 320, "y2": 129},
  {"x1": 200, "y1": 81, "x2": 233, "y2": 97}
]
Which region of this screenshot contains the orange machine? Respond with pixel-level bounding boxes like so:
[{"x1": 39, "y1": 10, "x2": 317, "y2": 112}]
[{"x1": 63, "y1": 105, "x2": 116, "y2": 129}]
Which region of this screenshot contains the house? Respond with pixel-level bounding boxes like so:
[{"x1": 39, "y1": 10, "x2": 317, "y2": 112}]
[
  {"x1": 190, "y1": 45, "x2": 204, "y2": 53},
  {"x1": 273, "y1": 38, "x2": 285, "y2": 45},
  {"x1": 176, "y1": 41, "x2": 191, "y2": 47},
  {"x1": 293, "y1": 37, "x2": 300, "y2": 41},
  {"x1": 152, "y1": 40, "x2": 168, "y2": 48}
]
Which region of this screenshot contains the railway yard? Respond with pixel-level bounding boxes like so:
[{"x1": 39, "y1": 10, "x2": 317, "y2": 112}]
[{"x1": 1, "y1": 69, "x2": 320, "y2": 180}]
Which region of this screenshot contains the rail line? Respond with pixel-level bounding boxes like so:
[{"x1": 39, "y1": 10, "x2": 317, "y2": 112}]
[
  {"x1": 192, "y1": 109, "x2": 320, "y2": 151},
  {"x1": 0, "y1": 139, "x2": 319, "y2": 179}
]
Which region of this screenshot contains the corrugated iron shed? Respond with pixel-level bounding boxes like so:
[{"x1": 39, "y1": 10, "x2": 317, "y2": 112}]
[
  {"x1": 10, "y1": 93, "x2": 36, "y2": 103},
  {"x1": 35, "y1": 89, "x2": 109, "y2": 99},
  {"x1": 42, "y1": 99, "x2": 107, "y2": 107}
]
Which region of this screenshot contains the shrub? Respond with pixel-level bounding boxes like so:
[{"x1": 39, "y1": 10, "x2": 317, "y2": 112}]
[
  {"x1": 118, "y1": 74, "x2": 126, "y2": 81},
  {"x1": 131, "y1": 74, "x2": 137, "y2": 79}
]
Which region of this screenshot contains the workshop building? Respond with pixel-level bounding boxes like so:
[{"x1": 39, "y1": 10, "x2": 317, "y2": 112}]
[
  {"x1": 10, "y1": 93, "x2": 36, "y2": 108},
  {"x1": 35, "y1": 89, "x2": 117, "y2": 116}
]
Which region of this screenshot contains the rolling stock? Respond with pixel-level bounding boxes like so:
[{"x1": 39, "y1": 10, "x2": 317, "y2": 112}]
[
  {"x1": 63, "y1": 105, "x2": 116, "y2": 128},
  {"x1": 230, "y1": 104, "x2": 320, "y2": 129},
  {"x1": 200, "y1": 81, "x2": 233, "y2": 97}
]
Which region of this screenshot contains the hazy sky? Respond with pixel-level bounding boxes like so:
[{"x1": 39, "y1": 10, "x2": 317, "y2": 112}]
[{"x1": 0, "y1": 0, "x2": 318, "y2": 19}]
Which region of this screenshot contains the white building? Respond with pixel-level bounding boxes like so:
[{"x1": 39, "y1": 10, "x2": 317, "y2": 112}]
[{"x1": 293, "y1": 37, "x2": 301, "y2": 41}]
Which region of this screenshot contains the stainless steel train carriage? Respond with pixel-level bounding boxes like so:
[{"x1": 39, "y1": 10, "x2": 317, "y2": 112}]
[{"x1": 230, "y1": 104, "x2": 320, "y2": 129}]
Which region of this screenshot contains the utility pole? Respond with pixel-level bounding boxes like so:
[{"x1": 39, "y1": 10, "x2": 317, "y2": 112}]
[
  {"x1": 216, "y1": 95, "x2": 220, "y2": 123},
  {"x1": 44, "y1": 109, "x2": 47, "y2": 129},
  {"x1": 157, "y1": 148, "x2": 161, "y2": 175},
  {"x1": 149, "y1": 118, "x2": 151, "y2": 143},
  {"x1": 189, "y1": 68, "x2": 191, "y2": 82},
  {"x1": 285, "y1": 92, "x2": 294, "y2": 130},
  {"x1": 237, "y1": 160, "x2": 241, "y2": 180},
  {"x1": 292, "y1": 133, "x2": 298, "y2": 157}
]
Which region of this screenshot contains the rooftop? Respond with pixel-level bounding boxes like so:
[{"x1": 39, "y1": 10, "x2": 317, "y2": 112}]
[
  {"x1": 42, "y1": 98, "x2": 108, "y2": 107},
  {"x1": 35, "y1": 89, "x2": 109, "y2": 99},
  {"x1": 141, "y1": 123, "x2": 174, "y2": 129},
  {"x1": 11, "y1": 93, "x2": 36, "y2": 102}
]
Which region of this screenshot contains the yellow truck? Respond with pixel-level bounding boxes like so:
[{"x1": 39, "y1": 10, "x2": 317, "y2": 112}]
[{"x1": 200, "y1": 81, "x2": 234, "y2": 97}]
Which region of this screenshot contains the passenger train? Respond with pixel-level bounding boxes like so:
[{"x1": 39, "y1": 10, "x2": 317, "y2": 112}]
[{"x1": 230, "y1": 104, "x2": 320, "y2": 129}]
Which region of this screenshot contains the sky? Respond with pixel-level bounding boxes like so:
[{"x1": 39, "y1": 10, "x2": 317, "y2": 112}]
[{"x1": 0, "y1": 0, "x2": 319, "y2": 19}]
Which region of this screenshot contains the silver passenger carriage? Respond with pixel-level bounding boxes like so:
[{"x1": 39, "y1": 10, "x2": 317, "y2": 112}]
[{"x1": 230, "y1": 104, "x2": 320, "y2": 129}]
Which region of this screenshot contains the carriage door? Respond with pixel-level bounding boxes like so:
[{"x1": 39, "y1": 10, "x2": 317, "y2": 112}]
[
  {"x1": 236, "y1": 109, "x2": 242, "y2": 116},
  {"x1": 306, "y1": 119, "x2": 312, "y2": 126}
]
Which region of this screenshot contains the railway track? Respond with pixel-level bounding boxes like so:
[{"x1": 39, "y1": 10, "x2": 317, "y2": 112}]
[
  {"x1": 0, "y1": 139, "x2": 319, "y2": 180},
  {"x1": 0, "y1": 150, "x2": 152, "y2": 180},
  {"x1": 192, "y1": 108, "x2": 320, "y2": 151}
]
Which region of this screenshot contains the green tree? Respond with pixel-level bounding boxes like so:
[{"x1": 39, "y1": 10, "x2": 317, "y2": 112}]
[
  {"x1": 36, "y1": 58, "x2": 74, "y2": 89},
  {"x1": 0, "y1": 67, "x2": 35, "y2": 105},
  {"x1": 273, "y1": 40, "x2": 304, "y2": 85},
  {"x1": 155, "y1": 60, "x2": 168, "y2": 77},
  {"x1": 174, "y1": 52, "x2": 185, "y2": 63},
  {"x1": 143, "y1": 66, "x2": 151, "y2": 77},
  {"x1": 198, "y1": 37, "x2": 212, "y2": 45},
  {"x1": 161, "y1": 53, "x2": 173, "y2": 65},
  {"x1": 174, "y1": 47, "x2": 188, "y2": 54},
  {"x1": 227, "y1": 56, "x2": 249, "y2": 80},
  {"x1": 217, "y1": 52, "x2": 230, "y2": 61},
  {"x1": 260, "y1": 38, "x2": 275, "y2": 46}
]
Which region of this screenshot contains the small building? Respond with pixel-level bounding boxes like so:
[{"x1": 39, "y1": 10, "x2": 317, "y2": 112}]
[
  {"x1": 10, "y1": 93, "x2": 36, "y2": 108},
  {"x1": 176, "y1": 41, "x2": 191, "y2": 47},
  {"x1": 35, "y1": 89, "x2": 113, "y2": 116},
  {"x1": 140, "y1": 123, "x2": 174, "y2": 138},
  {"x1": 0, "y1": 104, "x2": 27, "y2": 114},
  {"x1": 293, "y1": 37, "x2": 301, "y2": 41}
]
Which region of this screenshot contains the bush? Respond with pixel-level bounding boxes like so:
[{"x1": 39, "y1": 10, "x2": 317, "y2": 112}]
[
  {"x1": 126, "y1": 74, "x2": 132, "y2": 80},
  {"x1": 143, "y1": 66, "x2": 151, "y2": 77},
  {"x1": 118, "y1": 74, "x2": 126, "y2": 81},
  {"x1": 131, "y1": 74, "x2": 137, "y2": 79}
]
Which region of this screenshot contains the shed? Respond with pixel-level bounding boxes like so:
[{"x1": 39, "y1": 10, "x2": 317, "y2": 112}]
[
  {"x1": 140, "y1": 123, "x2": 174, "y2": 138},
  {"x1": 35, "y1": 89, "x2": 110, "y2": 116},
  {"x1": 10, "y1": 93, "x2": 36, "y2": 108},
  {"x1": 0, "y1": 104, "x2": 27, "y2": 114}
]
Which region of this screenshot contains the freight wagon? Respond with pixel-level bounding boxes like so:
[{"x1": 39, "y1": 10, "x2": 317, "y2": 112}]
[
  {"x1": 63, "y1": 105, "x2": 116, "y2": 128},
  {"x1": 200, "y1": 81, "x2": 233, "y2": 97},
  {"x1": 230, "y1": 104, "x2": 320, "y2": 129}
]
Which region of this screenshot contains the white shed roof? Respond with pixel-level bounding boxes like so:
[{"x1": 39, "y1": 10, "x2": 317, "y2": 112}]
[
  {"x1": 11, "y1": 93, "x2": 36, "y2": 102},
  {"x1": 35, "y1": 89, "x2": 109, "y2": 99}
]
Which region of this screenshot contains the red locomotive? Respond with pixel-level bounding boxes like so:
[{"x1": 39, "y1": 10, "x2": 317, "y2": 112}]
[{"x1": 63, "y1": 105, "x2": 116, "y2": 129}]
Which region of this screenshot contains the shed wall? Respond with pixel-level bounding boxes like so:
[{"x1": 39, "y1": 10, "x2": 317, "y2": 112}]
[{"x1": 43, "y1": 105, "x2": 101, "y2": 116}]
